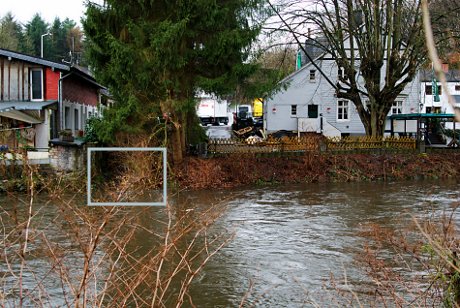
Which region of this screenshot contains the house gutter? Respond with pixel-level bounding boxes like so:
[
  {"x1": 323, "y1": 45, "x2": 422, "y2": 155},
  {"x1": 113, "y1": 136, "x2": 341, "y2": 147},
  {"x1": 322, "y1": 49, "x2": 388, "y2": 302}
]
[{"x1": 58, "y1": 71, "x2": 74, "y2": 131}]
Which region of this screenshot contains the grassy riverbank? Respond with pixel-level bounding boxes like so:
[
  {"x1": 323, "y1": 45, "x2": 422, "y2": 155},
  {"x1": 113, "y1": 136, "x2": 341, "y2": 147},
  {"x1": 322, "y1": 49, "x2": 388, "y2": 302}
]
[{"x1": 175, "y1": 152, "x2": 460, "y2": 189}]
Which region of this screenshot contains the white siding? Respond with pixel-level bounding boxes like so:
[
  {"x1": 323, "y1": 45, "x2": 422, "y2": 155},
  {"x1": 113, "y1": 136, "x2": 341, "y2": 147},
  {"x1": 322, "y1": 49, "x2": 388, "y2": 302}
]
[{"x1": 266, "y1": 55, "x2": 421, "y2": 135}]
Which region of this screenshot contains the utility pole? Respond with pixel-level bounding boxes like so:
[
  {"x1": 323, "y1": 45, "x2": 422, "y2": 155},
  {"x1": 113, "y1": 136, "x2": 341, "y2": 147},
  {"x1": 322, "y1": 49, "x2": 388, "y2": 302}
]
[{"x1": 41, "y1": 32, "x2": 52, "y2": 58}]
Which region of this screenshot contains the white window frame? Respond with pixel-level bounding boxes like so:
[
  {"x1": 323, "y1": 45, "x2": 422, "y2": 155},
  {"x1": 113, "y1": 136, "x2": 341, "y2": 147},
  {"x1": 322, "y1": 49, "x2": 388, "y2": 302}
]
[
  {"x1": 30, "y1": 68, "x2": 44, "y2": 101},
  {"x1": 65, "y1": 106, "x2": 71, "y2": 129},
  {"x1": 337, "y1": 100, "x2": 350, "y2": 121},
  {"x1": 74, "y1": 108, "x2": 80, "y2": 130},
  {"x1": 291, "y1": 104, "x2": 297, "y2": 116},
  {"x1": 337, "y1": 67, "x2": 348, "y2": 81},
  {"x1": 391, "y1": 100, "x2": 403, "y2": 115}
]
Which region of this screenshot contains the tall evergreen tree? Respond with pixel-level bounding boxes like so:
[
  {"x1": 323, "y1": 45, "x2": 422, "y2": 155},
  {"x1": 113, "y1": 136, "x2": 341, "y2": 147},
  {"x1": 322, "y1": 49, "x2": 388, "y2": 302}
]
[
  {"x1": 49, "y1": 17, "x2": 83, "y2": 63},
  {"x1": 24, "y1": 14, "x2": 49, "y2": 57},
  {"x1": 0, "y1": 12, "x2": 24, "y2": 51},
  {"x1": 83, "y1": 0, "x2": 265, "y2": 163},
  {"x1": 50, "y1": 17, "x2": 66, "y2": 61}
]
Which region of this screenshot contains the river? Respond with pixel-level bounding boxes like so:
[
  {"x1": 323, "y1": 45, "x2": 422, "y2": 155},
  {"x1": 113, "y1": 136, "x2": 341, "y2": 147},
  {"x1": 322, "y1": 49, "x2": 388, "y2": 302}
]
[{"x1": 1, "y1": 180, "x2": 459, "y2": 307}]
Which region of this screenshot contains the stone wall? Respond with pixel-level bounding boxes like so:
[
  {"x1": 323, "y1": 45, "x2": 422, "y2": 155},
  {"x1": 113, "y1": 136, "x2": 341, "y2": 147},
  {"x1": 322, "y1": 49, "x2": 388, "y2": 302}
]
[{"x1": 49, "y1": 139, "x2": 86, "y2": 172}]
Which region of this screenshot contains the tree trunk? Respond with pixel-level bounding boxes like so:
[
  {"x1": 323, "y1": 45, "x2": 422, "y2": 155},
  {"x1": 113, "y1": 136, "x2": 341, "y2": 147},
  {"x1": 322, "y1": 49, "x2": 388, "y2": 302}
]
[
  {"x1": 171, "y1": 122, "x2": 183, "y2": 164},
  {"x1": 160, "y1": 100, "x2": 184, "y2": 165},
  {"x1": 361, "y1": 111, "x2": 385, "y2": 137},
  {"x1": 180, "y1": 113, "x2": 186, "y2": 158}
]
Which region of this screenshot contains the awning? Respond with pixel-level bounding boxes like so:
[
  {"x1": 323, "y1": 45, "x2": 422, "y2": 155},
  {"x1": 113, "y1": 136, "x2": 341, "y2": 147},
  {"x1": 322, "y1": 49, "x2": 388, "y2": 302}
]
[
  {"x1": 0, "y1": 101, "x2": 57, "y2": 124},
  {"x1": 0, "y1": 108, "x2": 42, "y2": 124},
  {"x1": 0, "y1": 101, "x2": 57, "y2": 110},
  {"x1": 389, "y1": 113, "x2": 455, "y2": 120}
]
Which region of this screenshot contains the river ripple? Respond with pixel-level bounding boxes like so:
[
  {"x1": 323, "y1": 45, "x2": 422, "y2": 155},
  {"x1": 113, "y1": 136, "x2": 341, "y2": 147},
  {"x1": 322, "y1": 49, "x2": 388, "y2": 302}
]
[
  {"x1": 1, "y1": 180, "x2": 459, "y2": 307},
  {"x1": 184, "y1": 180, "x2": 460, "y2": 307}
]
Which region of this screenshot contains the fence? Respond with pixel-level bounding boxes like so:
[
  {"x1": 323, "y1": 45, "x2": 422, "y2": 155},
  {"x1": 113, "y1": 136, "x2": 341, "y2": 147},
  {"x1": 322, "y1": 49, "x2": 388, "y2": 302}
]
[
  {"x1": 207, "y1": 136, "x2": 417, "y2": 156},
  {"x1": 326, "y1": 136, "x2": 416, "y2": 151}
]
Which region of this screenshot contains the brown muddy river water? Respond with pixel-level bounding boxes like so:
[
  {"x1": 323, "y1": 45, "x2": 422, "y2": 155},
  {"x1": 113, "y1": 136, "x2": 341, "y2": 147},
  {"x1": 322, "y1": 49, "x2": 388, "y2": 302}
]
[{"x1": 1, "y1": 180, "x2": 459, "y2": 307}]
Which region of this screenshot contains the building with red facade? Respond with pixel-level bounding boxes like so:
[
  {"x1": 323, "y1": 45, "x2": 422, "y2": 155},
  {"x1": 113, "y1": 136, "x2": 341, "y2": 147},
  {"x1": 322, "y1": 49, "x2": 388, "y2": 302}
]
[{"x1": 0, "y1": 48, "x2": 106, "y2": 150}]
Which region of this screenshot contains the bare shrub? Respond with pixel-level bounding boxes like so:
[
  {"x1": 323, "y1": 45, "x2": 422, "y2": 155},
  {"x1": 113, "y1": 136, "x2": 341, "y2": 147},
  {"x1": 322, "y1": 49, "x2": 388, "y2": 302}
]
[
  {"x1": 0, "y1": 147, "x2": 231, "y2": 307},
  {"x1": 353, "y1": 204, "x2": 460, "y2": 307}
]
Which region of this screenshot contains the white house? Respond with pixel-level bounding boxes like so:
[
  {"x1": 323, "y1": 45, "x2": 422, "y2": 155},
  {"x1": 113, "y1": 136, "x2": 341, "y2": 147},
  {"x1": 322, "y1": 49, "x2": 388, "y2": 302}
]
[
  {"x1": 264, "y1": 42, "x2": 421, "y2": 137},
  {"x1": 420, "y1": 68, "x2": 460, "y2": 115}
]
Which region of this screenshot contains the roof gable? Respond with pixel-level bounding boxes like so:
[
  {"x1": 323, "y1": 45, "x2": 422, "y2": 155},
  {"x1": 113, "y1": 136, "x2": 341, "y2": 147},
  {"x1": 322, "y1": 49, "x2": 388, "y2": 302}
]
[{"x1": 0, "y1": 48, "x2": 69, "y2": 71}]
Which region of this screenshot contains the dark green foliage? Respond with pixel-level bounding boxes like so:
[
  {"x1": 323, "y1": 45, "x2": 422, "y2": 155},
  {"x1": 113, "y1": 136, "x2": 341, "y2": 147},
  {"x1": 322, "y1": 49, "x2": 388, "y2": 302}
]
[
  {"x1": 24, "y1": 14, "x2": 49, "y2": 56},
  {"x1": 82, "y1": 0, "x2": 266, "y2": 145},
  {"x1": 0, "y1": 12, "x2": 82, "y2": 63},
  {"x1": 84, "y1": 116, "x2": 103, "y2": 143},
  {"x1": 49, "y1": 17, "x2": 82, "y2": 63},
  {"x1": 0, "y1": 13, "x2": 24, "y2": 51}
]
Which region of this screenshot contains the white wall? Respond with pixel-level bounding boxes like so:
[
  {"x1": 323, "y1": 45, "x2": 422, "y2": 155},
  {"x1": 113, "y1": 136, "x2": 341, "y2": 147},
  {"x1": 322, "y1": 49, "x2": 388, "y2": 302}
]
[
  {"x1": 265, "y1": 56, "x2": 421, "y2": 135},
  {"x1": 35, "y1": 109, "x2": 51, "y2": 149},
  {"x1": 63, "y1": 100, "x2": 98, "y2": 135}
]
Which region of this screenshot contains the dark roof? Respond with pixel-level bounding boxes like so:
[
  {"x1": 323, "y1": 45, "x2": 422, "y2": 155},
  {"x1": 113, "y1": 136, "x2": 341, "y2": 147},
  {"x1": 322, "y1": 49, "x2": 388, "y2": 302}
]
[
  {"x1": 420, "y1": 69, "x2": 460, "y2": 82},
  {"x1": 69, "y1": 66, "x2": 106, "y2": 89},
  {"x1": 0, "y1": 48, "x2": 107, "y2": 90},
  {"x1": 0, "y1": 48, "x2": 69, "y2": 71},
  {"x1": 299, "y1": 37, "x2": 329, "y2": 67}
]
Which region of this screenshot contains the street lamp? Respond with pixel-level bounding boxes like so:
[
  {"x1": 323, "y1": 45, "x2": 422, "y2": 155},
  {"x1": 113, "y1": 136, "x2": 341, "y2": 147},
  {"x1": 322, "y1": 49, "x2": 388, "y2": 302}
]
[{"x1": 41, "y1": 32, "x2": 52, "y2": 58}]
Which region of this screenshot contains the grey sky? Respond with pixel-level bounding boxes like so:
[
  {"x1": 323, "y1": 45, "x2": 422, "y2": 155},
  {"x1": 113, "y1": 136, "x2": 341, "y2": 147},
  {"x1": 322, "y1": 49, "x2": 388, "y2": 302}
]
[{"x1": 2, "y1": 0, "x2": 87, "y2": 25}]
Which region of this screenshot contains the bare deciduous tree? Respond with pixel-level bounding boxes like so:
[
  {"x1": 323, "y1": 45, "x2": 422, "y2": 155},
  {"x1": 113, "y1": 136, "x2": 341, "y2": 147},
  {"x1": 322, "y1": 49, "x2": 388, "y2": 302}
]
[
  {"x1": 268, "y1": 0, "x2": 426, "y2": 136},
  {"x1": 429, "y1": 0, "x2": 460, "y2": 60}
]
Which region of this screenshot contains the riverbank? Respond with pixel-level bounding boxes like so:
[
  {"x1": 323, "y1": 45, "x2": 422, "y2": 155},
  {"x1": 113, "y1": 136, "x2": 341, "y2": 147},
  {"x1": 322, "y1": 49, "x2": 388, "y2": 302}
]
[
  {"x1": 175, "y1": 152, "x2": 460, "y2": 189},
  {"x1": 2, "y1": 152, "x2": 460, "y2": 193}
]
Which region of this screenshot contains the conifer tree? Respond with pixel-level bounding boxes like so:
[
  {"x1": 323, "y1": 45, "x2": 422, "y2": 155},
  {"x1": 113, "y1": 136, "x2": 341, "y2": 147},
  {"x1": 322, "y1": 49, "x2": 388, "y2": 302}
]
[
  {"x1": 0, "y1": 13, "x2": 24, "y2": 51},
  {"x1": 24, "y1": 14, "x2": 49, "y2": 57},
  {"x1": 83, "y1": 0, "x2": 265, "y2": 163}
]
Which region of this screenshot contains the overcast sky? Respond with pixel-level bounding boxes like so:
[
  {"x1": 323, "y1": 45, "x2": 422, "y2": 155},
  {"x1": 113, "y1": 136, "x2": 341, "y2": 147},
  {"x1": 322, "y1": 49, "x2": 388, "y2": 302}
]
[{"x1": 2, "y1": 0, "x2": 88, "y2": 25}]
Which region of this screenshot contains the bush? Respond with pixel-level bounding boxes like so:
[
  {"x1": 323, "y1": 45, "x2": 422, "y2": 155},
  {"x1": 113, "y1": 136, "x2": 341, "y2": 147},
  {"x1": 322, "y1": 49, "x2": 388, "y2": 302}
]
[{"x1": 84, "y1": 116, "x2": 103, "y2": 143}]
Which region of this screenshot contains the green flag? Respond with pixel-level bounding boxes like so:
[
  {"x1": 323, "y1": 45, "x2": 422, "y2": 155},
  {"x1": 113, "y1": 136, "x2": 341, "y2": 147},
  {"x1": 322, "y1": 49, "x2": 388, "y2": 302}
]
[
  {"x1": 296, "y1": 51, "x2": 302, "y2": 70},
  {"x1": 432, "y1": 76, "x2": 440, "y2": 102}
]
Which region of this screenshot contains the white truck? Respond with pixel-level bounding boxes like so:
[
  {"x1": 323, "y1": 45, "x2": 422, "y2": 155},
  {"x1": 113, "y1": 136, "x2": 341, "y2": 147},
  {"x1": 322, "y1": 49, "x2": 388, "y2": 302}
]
[{"x1": 196, "y1": 93, "x2": 229, "y2": 126}]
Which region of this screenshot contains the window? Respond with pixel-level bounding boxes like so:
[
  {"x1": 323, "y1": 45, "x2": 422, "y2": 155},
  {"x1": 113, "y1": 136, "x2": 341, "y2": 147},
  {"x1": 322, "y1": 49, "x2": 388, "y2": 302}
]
[
  {"x1": 309, "y1": 70, "x2": 316, "y2": 81},
  {"x1": 456, "y1": 85, "x2": 460, "y2": 92},
  {"x1": 83, "y1": 106, "x2": 87, "y2": 127},
  {"x1": 425, "y1": 84, "x2": 442, "y2": 95},
  {"x1": 391, "y1": 101, "x2": 403, "y2": 114},
  {"x1": 308, "y1": 104, "x2": 318, "y2": 118},
  {"x1": 337, "y1": 100, "x2": 349, "y2": 121},
  {"x1": 65, "y1": 107, "x2": 71, "y2": 129},
  {"x1": 338, "y1": 67, "x2": 348, "y2": 80},
  {"x1": 30, "y1": 68, "x2": 43, "y2": 101},
  {"x1": 425, "y1": 85, "x2": 432, "y2": 95},
  {"x1": 74, "y1": 108, "x2": 79, "y2": 130},
  {"x1": 291, "y1": 105, "x2": 297, "y2": 116}
]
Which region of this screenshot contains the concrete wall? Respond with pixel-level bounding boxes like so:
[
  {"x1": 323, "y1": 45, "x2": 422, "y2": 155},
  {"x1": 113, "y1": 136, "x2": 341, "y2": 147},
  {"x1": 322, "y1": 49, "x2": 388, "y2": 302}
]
[{"x1": 49, "y1": 142, "x2": 86, "y2": 172}]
